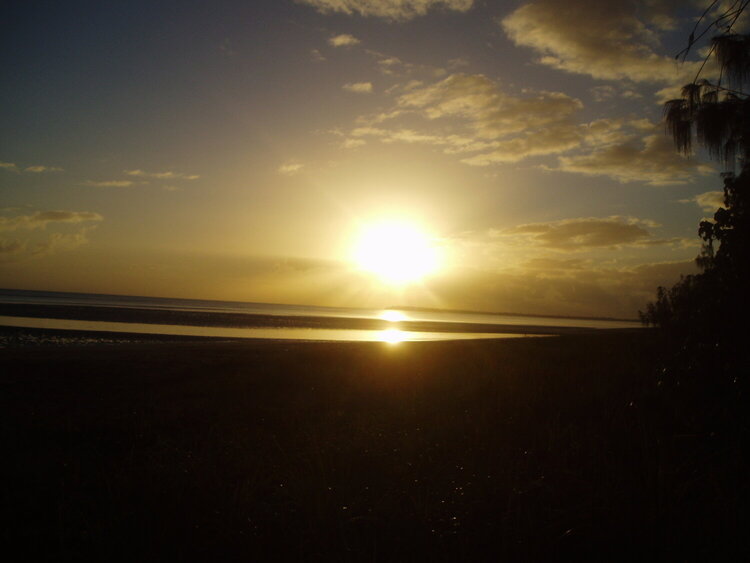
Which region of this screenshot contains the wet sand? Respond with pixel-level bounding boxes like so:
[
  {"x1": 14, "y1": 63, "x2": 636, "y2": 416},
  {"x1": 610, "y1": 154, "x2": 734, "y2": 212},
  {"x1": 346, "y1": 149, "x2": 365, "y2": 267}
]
[{"x1": 1, "y1": 330, "x2": 744, "y2": 560}]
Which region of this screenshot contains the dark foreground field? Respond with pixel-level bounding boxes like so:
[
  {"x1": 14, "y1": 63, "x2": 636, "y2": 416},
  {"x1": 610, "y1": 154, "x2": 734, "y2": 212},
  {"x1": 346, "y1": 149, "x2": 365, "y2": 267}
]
[{"x1": 1, "y1": 331, "x2": 747, "y2": 561}]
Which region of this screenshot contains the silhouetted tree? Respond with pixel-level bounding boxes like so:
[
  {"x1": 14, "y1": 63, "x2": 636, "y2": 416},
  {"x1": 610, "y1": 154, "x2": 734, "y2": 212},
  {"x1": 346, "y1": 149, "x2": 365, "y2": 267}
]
[{"x1": 641, "y1": 2, "x2": 750, "y2": 382}]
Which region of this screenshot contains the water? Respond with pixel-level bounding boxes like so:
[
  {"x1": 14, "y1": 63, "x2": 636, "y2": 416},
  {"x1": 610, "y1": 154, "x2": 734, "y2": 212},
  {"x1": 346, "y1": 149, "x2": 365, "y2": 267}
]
[
  {"x1": 0, "y1": 288, "x2": 640, "y2": 342},
  {"x1": 0, "y1": 316, "x2": 537, "y2": 343}
]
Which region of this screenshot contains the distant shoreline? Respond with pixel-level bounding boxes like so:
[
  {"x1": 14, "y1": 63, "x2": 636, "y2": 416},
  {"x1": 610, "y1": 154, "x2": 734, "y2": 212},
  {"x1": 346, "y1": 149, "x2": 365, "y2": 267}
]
[
  {"x1": 0, "y1": 303, "x2": 633, "y2": 336},
  {"x1": 389, "y1": 305, "x2": 639, "y2": 323},
  {"x1": 1, "y1": 287, "x2": 640, "y2": 324}
]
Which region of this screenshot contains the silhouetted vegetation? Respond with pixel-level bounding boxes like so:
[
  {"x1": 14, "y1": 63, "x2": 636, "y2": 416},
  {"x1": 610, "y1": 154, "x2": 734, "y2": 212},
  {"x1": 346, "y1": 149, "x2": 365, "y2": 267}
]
[{"x1": 641, "y1": 3, "x2": 750, "y2": 384}]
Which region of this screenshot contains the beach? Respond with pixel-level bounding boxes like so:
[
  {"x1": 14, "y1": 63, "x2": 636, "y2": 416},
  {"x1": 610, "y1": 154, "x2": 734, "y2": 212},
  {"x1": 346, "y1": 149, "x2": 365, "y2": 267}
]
[{"x1": 2, "y1": 329, "x2": 744, "y2": 560}]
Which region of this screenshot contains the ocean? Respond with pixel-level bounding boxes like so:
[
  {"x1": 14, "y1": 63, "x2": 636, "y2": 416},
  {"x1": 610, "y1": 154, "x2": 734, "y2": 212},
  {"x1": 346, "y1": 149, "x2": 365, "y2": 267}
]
[{"x1": 0, "y1": 288, "x2": 641, "y2": 343}]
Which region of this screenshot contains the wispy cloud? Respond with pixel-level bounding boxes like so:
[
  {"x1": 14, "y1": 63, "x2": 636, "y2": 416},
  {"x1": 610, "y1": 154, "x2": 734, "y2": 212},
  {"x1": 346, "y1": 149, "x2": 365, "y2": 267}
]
[
  {"x1": 0, "y1": 239, "x2": 25, "y2": 258},
  {"x1": 341, "y1": 138, "x2": 366, "y2": 149},
  {"x1": 680, "y1": 190, "x2": 725, "y2": 212},
  {"x1": 0, "y1": 210, "x2": 102, "y2": 263},
  {"x1": 556, "y1": 134, "x2": 715, "y2": 186},
  {"x1": 310, "y1": 48, "x2": 326, "y2": 62},
  {"x1": 25, "y1": 165, "x2": 64, "y2": 173},
  {"x1": 397, "y1": 74, "x2": 582, "y2": 138},
  {"x1": 366, "y1": 50, "x2": 446, "y2": 79},
  {"x1": 343, "y1": 71, "x2": 712, "y2": 184},
  {"x1": 124, "y1": 169, "x2": 200, "y2": 180},
  {"x1": 83, "y1": 180, "x2": 136, "y2": 188},
  {"x1": 497, "y1": 216, "x2": 665, "y2": 251},
  {"x1": 343, "y1": 81, "x2": 373, "y2": 94},
  {"x1": 0, "y1": 210, "x2": 103, "y2": 232},
  {"x1": 29, "y1": 229, "x2": 96, "y2": 257},
  {"x1": 1, "y1": 162, "x2": 64, "y2": 173},
  {"x1": 278, "y1": 162, "x2": 304, "y2": 175},
  {"x1": 298, "y1": 0, "x2": 474, "y2": 21},
  {"x1": 328, "y1": 33, "x2": 360, "y2": 47},
  {"x1": 349, "y1": 73, "x2": 588, "y2": 162}
]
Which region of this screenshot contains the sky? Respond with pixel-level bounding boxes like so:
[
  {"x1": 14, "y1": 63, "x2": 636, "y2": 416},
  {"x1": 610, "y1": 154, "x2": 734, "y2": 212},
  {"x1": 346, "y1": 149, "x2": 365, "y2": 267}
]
[{"x1": 0, "y1": 0, "x2": 731, "y2": 318}]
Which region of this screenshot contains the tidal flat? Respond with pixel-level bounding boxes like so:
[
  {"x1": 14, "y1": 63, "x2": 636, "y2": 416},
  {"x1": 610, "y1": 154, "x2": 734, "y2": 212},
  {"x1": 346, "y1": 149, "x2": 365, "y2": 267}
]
[{"x1": 1, "y1": 330, "x2": 745, "y2": 560}]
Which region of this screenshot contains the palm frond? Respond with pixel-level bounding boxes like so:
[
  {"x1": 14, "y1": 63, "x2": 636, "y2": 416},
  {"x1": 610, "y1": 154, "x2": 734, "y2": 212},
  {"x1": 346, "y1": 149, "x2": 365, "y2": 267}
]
[
  {"x1": 695, "y1": 100, "x2": 737, "y2": 162},
  {"x1": 664, "y1": 99, "x2": 693, "y2": 154},
  {"x1": 712, "y1": 34, "x2": 750, "y2": 88}
]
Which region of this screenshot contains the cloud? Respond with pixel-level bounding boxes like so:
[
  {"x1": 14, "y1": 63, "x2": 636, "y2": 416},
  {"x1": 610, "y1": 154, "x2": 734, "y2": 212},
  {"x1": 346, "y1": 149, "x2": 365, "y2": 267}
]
[
  {"x1": 296, "y1": 0, "x2": 474, "y2": 21},
  {"x1": 343, "y1": 81, "x2": 374, "y2": 94},
  {"x1": 349, "y1": 126, "x2": 500, "y2": 153},
  {"x1": 351, "y1": 73, "x2": 638, "y2": 164},
  {"x1": 25, "y1": 165, "x2": 64, "y2": 173},
  {"x1": 591, "y1": 85, "x2": 642, "y2": 102},
  {"x1": 398, "y1": 73, "x2": 583, "y2": 138},
  {"x1": 680, "y1": 190, "x2": 724, "y2": 212},
  {"x1": 278, "y1": 162, "x2": 304, "y2": 175},
  {"x1": 328, "y1": 33, "x2": 360, "y2": 47},
  {"x1": 494, "y1": 216, "x2": 678, "y2": 251},
  {"x1": 366, "y1": 50, "x2": 446, "y2": 78},
  {"x1": 345, "y1": 73, "x2": 710, "y2": 179},
  {"x1": 1, "y1": 162, "x2": 63, "y2": 173},
  {"x1": 501, "y1": 0, "x2": 696, "y2": 84},
  {"x1": 557, "y1": 134, "x2": 715, "y2": 185},
  {"x1": 427, "y1": 257, "x2": 698, "y2": 319},
  {"x1": 124, "y1": 169, "x2": 200, "y2": 180},
  {"x1": 522, "y1": 257, "x2": 586, "y2": 270},
  {"x1": 0, "y1": 239, "x2": 25, "y2": 258},
  {"x1": 1, "y1": 227, "x2": 99, "y2": 262},
  {"x1": 310, "y1": 48, "x2": 327, "y2": 62},
  {"x1": 0, "y1": 211, "x2": 102, "y2": 263},
  {"x1": 460, "y1": 124, "x2": 583, "y2": 164},
  {"x1": 0, "y1": 210, "x2": 103, "y2": 232},
  {"x1": 83, "y1": 180, "x2": 136, "y2": 188},
  {"x1": 354, "y1": 73, "x2": 593, "y2": 162},
  {"x1": 33, "y1": 229, "x2": 95, "y2": 256},
  {"x1": 342, "y1": 138, "x2": 367, "y2": 149}
]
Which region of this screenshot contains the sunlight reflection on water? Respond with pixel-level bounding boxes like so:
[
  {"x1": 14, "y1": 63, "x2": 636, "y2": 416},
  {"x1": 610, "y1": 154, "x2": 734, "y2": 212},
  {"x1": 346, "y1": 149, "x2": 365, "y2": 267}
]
[
  {"x1": 0, "y1": 316, "x2": 539, "y2": 343},
  {"x1": 379, "y1": 328, "x2": 405, "y2": 344},
  {"x1": 380, "y1": 310, "x2": 408, "y2": 322}
]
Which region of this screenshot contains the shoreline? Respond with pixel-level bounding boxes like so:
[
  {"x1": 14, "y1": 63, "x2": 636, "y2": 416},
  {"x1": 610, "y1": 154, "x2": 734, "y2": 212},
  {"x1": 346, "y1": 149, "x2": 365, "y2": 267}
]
[{"x1": 0, "y1": 302, "x2": 641, "y2": 337}]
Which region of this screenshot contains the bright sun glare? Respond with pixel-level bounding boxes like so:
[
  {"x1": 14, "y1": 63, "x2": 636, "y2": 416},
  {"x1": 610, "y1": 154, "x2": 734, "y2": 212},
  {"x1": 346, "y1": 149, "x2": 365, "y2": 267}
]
[{"x1": 354, "y1": 221, "x2": 441, "y2": 285}]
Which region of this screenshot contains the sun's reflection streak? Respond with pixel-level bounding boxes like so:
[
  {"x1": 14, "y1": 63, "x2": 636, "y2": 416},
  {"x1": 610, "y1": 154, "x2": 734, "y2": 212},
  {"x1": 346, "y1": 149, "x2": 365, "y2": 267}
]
[
  {"x1": 380, "y1": 310, "x2": 407, "y2": 322},
  {"x1": 378, "y1": 328, "x2": 405, "y2": 344}
]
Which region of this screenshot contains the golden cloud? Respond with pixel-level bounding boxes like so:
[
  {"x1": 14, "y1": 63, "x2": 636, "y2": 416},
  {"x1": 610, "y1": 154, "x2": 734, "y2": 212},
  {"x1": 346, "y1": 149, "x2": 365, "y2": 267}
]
[
  {"x1": 557, "y1": 134, "x2": 715, "y2": 185},
  {"x1": 501, "y1": 0, "x2": 696, "y2": 84},
  {"x1": 278, "y1": 162, "x2": 304, "y2": 175},
  {"x1": 124, "y1": 169, "x2": 200, "y2": 180},
  {"x1": 328, "y1": 33, "x2": 360, "y2": 47},
  {"x1": 498, "y1": 216, "x2": 661, "y2": 251},
  {"x1": 83, "y1": 180, "x2": 136, "y2": 188},
  {"x1": 25, "y1": 165, "x2": 64, "y2": 173},
  {"x1": 343, "y1": 82, "x2": 374, "y2": 94},
  {"x1": 297, "y1": 0, "x2": 474, "y2": 21},
  {"x1": 680, "y1": 190, "x2": 724, "y2": 212},
  {"x1": 0, "y1": 210, "x2": 103, "y2": 232}
]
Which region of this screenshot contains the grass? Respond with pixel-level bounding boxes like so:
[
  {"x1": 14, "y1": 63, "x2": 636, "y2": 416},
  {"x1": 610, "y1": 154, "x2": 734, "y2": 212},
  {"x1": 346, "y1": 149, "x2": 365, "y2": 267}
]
[{"x1": 1, "y1": 331, "x2": 747, "y2": 560}]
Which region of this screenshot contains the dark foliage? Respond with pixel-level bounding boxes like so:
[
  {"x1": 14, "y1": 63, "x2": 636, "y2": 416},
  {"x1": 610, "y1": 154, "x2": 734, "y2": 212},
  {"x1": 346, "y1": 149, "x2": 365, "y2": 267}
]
[
  {"x1": 640, "y1": 169, "x2": 750, "y2": 379},
  {"x1": 643, "y1": 7, "x2": 750, "y2": 386}
]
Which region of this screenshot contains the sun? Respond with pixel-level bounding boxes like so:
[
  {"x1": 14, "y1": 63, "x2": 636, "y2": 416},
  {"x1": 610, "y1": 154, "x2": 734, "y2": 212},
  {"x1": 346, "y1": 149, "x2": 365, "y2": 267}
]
[{"x1": 353, "y1": 220, "x2": 441, "y2": 284}]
